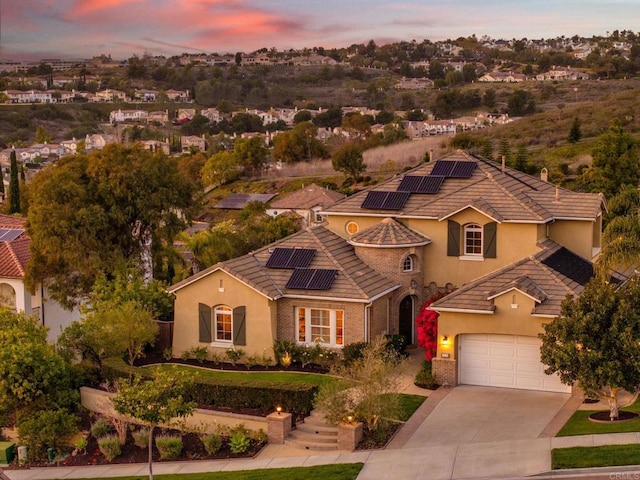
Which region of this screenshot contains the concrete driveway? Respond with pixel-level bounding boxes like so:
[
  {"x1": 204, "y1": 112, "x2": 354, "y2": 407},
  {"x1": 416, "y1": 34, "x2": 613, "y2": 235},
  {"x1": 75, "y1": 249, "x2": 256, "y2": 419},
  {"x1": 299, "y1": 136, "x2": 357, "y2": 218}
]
[{"x1": 402, "y1": 385, "x2": 571, "y2": 448}]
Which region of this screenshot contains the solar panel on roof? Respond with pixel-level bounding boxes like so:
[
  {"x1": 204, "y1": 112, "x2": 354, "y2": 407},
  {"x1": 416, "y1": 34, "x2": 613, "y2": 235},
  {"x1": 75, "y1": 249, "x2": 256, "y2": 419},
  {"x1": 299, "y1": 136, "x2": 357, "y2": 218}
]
[
  {"x1": 431, "y1": 160, "x2": 456, "y2": 177},
  {"x1": 361, "y1": 191, "x2": 410, "y2": 210},
  {"x1": 286, "y1": 269, "x2": 338, "y2": 290},
  {"x1": 398, "y1": 176, "x2": 423, "y2": 192},
  {"x1": 266, "y1": 247, "x2": 316, "y2": 268},
  {"x1": 0, "y1": 228, "x2": 24, "y2": 242},
  {"x1": 450, "y1": 162, "x2": 476, "y2": 178}
]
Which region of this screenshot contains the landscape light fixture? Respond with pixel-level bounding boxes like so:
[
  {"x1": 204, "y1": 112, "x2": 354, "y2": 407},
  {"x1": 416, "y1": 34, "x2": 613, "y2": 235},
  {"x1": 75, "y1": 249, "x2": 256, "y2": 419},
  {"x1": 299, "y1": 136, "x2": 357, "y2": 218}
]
[{"x1": 276, "y1": 406, "x2": 282, "y2": 415}]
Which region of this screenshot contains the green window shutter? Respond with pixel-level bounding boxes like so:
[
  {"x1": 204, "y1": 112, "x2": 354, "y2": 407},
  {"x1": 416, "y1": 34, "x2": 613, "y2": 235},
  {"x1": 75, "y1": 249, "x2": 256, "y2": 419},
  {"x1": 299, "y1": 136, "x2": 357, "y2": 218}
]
[
  {"x1": 484, "y1": 222, "x2": 497, "y2": 258},
  {"x1": 447, "y1": 220, "x2": 460, "y2": 256},
  {"x1": 198, "y1": 303, "x2": 211, "y2": 343},
  {"x1": 233, "y1": 306, "x2": 246, "y2": 346}
]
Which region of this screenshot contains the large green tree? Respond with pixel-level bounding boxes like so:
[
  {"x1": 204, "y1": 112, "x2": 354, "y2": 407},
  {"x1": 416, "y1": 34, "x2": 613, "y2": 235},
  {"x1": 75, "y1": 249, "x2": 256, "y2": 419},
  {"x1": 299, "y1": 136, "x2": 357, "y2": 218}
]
[
  {"x1": 332, "y1": 143, "x2": 366, "y2": 183},
  {"x1": 272, "y1": 122, "x2": 328, "y2": 163},
  {"x1": 540, "y1": 278, "x2": 640, "y2": 419},
  {"x1": 25, "y1": 144, "x2": 196, "y2": 307},
  {"x1": 587, "y1": 119, "x2": 640, "y2": 198},
  {"x1": 0, "y1": 311, "x2": 78, "y2": 421}
]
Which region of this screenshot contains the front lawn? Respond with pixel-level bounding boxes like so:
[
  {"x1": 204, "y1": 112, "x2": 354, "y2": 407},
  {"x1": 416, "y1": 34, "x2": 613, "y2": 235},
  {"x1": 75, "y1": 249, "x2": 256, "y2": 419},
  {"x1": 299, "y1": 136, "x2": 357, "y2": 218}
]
[
  {"x1": 395, "y1": 393, "x2": 427, "y2": 421},
  {"x1": 142, "y1": 363, "x2": 338, "y2": 388},
  {"x1": 556, "y1": 397, "x2": 640, "y2": 436},
  {"x1": 49, "y1": 463, "x2": 364, "y2": 480},
  {"x1": 552, "y1": 444, "x2": 640, "y2": 469}
]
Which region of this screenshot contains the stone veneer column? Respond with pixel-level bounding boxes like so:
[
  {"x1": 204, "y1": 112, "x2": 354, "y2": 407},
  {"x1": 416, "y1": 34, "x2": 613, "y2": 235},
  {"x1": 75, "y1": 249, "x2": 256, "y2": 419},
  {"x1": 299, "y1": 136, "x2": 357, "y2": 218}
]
[
  {"x1": 266, "y1": 411, "x2": 292, "y2": 444},
  {"x1": 432, "y1": 358, "x2": 458, "y2": 387},
  {"x1": 337, "y1": 421, "x2": 363, "y2": 451}
]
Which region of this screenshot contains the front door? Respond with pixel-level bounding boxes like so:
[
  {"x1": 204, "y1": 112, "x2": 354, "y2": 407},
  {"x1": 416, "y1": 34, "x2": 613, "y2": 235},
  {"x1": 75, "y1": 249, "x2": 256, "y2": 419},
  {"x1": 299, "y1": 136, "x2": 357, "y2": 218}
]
[{"x1": 399, "y1": 295, "x2": 414, "y2": 345}]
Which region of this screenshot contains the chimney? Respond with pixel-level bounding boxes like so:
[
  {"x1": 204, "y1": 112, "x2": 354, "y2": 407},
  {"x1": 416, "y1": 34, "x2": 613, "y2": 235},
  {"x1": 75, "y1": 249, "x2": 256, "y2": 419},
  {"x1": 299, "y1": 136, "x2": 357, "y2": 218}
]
[
  {"x1": 540, "y1": 168, "x2": 548, "y2": 182},
  {"x1": 555, "y1": 185, "x2": 560, "y2": 202},
  {"x1": 501, "y1": 155, "x2": 506, "y2": 173}
]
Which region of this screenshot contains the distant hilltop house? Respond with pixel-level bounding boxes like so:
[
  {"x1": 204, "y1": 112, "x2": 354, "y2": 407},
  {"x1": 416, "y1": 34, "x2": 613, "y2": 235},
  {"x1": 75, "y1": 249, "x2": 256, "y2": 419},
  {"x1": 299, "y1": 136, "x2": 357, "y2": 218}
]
[
  {"x1": 134, "y1": 89, "x2": 158, "y2": 102},
  {"x1": 95, "y1": 89, "x2": 127, "y2": 102},
  {"x1": 142, "y1": 139, "x2": 170, "y2": 155},
  {"x1": 165, "y1": 89, "x2": 190, "y2": 102},
  {"x1": 291, "y1": 55, "x2": 337, "y2": 66},
  {"x1": 266, "y1": 184, "x2": 346, "y2": 227},
  {"x1": 109, "y1": 109, "x2": 148, "y2": 123},
  {"x1": 200, "y1": 108, "x2": 224, "y2": 123},
  {"x1": 535, "y1": 66, "x2": 590, "y2": 81},
  {"x1": 147, "y1": 110, "x2": 170, "y2": 125},
  {"x1": 478, "y1": 71, "x2": 526, "y2": 83},
  {"x1": 4, "y1": 90, "x2": 55, "y2": 103},
  {"x1": 180, "y1": 135, "x2": 205, "y2": 153},
  {"x1": 85, "y1": 133, "x2": 118, "y2": 151}
]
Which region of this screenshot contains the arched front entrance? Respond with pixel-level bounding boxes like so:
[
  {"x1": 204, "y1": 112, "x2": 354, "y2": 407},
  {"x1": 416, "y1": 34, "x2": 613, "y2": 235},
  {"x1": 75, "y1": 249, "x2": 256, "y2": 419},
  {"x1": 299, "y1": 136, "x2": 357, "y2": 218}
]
[{"x1": 398, "y1": 295, "x2": 415, "y2": 345}]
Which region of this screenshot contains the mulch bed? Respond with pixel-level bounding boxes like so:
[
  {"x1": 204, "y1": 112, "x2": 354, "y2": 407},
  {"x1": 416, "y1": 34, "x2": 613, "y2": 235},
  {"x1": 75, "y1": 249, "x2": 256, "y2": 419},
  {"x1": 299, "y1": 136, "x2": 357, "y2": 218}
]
[{"x1": 588, "y1": 410, "x2": 640, "y2": 423}]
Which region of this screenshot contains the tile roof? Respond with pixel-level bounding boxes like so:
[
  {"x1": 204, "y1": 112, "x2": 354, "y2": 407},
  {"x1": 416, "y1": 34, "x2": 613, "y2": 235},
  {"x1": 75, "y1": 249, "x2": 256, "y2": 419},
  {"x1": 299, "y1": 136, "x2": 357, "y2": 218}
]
[
  {"x1": 269, "y1": 184, "x2": 345, "y2": 210},
  {"x1": 169, "y1": 226, "x2": 400, "y2": 302},
  {"x1": 0, "y1": 215, "x2": 29, "y2": 278},
  {"x1": 349, "y1": 217, "x2": 431, "y2": 247},
  {"x1": 431, "y1": 240, "x2": 620, "y2": 317},
  {"x1": 324, "y1": 151, "x2": 603, "y2": 223}
]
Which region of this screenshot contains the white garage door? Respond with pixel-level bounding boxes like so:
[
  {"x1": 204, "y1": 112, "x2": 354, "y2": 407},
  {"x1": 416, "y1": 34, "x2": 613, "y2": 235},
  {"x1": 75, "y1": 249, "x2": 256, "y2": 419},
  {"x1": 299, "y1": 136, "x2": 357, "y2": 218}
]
[{"x1": 459, "y1": 334, "x2": 571, "y2": 393}]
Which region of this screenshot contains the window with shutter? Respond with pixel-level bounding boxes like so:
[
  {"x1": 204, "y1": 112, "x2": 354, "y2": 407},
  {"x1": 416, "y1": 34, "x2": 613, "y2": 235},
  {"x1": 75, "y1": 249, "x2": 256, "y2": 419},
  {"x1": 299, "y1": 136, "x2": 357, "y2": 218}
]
[
  {"x1": 198, "y1": 303, "x2": 212, "y2": 343},
  {"x1": 232, "y1": 306, "x2": 246, "y2": 346},
  {"x1": 447, "y1": 220, "x2": 460, "y2": 256}
]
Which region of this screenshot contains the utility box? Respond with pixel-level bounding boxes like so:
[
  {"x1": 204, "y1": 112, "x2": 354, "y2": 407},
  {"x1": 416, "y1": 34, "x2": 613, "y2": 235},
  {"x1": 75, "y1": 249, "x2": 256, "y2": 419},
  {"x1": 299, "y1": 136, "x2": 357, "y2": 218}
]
[{"x1": 0, "y1": 442, "x2": 15, "y2": 464}]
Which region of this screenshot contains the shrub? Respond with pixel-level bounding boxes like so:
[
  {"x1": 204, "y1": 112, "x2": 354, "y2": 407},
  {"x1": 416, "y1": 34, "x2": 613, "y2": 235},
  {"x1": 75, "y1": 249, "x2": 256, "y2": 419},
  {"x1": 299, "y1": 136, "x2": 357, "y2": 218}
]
[
  {"x1": 342, "y1": 342, "x2": 368, "y2": 365},
  {"x1": 162, "y1": 347, "x2": 173, "y2": 361},
  {"x1": 17, "y1": 409, "x2": 79, "y2": 460},
  {"x1": 273, "y1": 340, "x2": 297, "y2": 366},
  {"x1": 201, "y1": 433, "x2": 222, "y2": 455},
  {"x1": 132, "y1": 427, "x2": 150, "y2": 449},
  {"x1": 245, "y1": 354, "x2": 259, "y2": 369},
  {"x1": 225, "y1": 348, "x2": 244, "y2": 366},
  {"x1": 249, "y1": 429, "x2": 268, "y2": 443},
  {"x1": 97, "y1": 434, "x2": 122, "y2": 461},
  {"x1": 74, "y1": 437, "x2": 88, "y2": 454},
  {"x1": 384, "y1": 334, "x2": 408, "y2": 358},
  {"x1": 90, "y1": 418, "x2": 113, "y2": 439},
  {"x1": 155, "y1": 434, "x2": 183, "y2": 460},
  {"x1": 414, "y1": 361, "x2": 439, "y2": 389},
  {"x1": 229, "y1": 432, "x2": 250, "y2": 454}
]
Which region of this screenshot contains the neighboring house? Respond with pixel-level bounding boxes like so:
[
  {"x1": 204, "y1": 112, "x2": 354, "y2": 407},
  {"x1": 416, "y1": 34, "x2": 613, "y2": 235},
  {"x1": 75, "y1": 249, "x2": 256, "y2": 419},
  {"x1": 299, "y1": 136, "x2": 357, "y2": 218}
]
[
  {"x1": 177, "y1": 108, "x2": 196, "y2": 122},
  {"x1": 147, "y1": 110, "x2": 170, "y2": 125},
  {"x1": 109, "y1": 109, "x2": 148, "y2": 123},
  {"x1": 180, "y1": 135, "x2": 205, "y2": 153},
  {"x1": 200, "y1": 108, "x2": 224, "y2": 123},
  {"x1": 535, "y1": 66, "x2": 590, "y2": 81},
  {"x1": 478, "y1": 71, "x2": 526, "y2": 82},
  {"x1": 95, "y1": 89, "x2": 127, "y2": 102},
  {"x1": 5, "y1": 90, "x2": 54, "y2": 103},
  {"x1": 0, "y1": 214, "x2": 81, "y2": 341},
  {"x1": 134, "y1": 89, "x2": 158, "y2": 102},
  {"x1": 141, "y1": 139, "x2": 170, "y2": 155},
  {"x1": 266, "y1": 184, "x2": 346, "y2": 227},
  {"x1": 85, "y1": 133, "x2": 118, "y2": 151},
  {"x1": 170, "y1": 151, "x2": 606, "y2": 394},
  {"x1": 291, "y1": 55, "x2": 337, "y2": 66},
  {"x1": 166, "y1": 89, "x2": 190, "y2": 102}
]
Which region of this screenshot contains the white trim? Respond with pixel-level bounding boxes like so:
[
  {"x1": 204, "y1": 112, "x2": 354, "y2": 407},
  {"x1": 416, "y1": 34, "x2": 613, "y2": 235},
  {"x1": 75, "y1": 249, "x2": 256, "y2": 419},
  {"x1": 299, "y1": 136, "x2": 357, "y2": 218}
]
[
  {"x1": 168, "y1": 266, "x2": 277, "y2": 300},
  {"x1": 210, "y1": 341, "x2": 233, "y2": 348},
  {"x1": 283, "y1": 284, "x2": 400, "y2": 303},
  {"x1": 438, "y1": 204, "x2": 503, "y2": 223},
  {"x1": 487, "y1": 286, "x2": 545, "y2": 303},
  {"x1": 432, "y1": 307, "x2": 494, "y2": 314},
  {"x1": 459, "y1": 255, "x2": 484, "y2": 261},
  {"x1": 349, "y1": 239, "x2": 430, "y2": 248}
]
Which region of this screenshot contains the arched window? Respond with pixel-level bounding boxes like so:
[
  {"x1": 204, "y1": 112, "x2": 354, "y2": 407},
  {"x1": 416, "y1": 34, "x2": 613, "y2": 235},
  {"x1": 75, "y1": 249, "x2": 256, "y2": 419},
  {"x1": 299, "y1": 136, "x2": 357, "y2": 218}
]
[
  {"x1": 464, "y1": 223, "x2": 483, "y2": 256},
  {"x1": 214, "y1": 305, "x2": 233, "y2": 342},
  {"x1": 0, "y1": 283, "x2": 16, "y2": 310},
  {"x1": 403, "y1": 255, "x2": 414, "y2": 272}
]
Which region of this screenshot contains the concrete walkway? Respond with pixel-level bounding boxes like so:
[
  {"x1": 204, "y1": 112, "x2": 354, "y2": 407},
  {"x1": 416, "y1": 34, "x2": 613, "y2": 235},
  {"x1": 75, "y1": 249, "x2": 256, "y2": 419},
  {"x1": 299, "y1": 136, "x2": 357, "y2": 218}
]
[{"x1": 3, "y1": 351, "x2": 640, "y2": 480}]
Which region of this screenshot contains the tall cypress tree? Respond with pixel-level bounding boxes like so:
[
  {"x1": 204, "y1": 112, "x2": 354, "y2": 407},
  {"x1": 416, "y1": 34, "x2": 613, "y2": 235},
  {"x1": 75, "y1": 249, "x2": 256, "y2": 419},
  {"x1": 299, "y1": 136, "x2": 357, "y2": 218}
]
[{"x1": 9, "y1": 149, "x2": 20, "y2": 214}]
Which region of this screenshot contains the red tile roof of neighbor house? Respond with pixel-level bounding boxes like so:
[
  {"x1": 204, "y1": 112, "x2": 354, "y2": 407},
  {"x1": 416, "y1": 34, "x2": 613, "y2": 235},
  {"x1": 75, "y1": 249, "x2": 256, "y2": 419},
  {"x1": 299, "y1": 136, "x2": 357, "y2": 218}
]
[
  {"x1": 169, "y1": 225, "x2": 400, "y2": 302},
  {"x1": 324, "y1": 151, "x2": 604, "y2": 223},
  {"x1": 0, "y1": 214, "x2": 29, "y2": 278}
]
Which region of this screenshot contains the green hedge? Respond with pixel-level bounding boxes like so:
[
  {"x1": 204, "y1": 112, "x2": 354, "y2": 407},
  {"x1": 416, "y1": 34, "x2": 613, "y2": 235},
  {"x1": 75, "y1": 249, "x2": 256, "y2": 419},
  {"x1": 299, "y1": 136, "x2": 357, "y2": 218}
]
[{"x1": 101, "y1": 362, "x2": 317, "y2": 419}]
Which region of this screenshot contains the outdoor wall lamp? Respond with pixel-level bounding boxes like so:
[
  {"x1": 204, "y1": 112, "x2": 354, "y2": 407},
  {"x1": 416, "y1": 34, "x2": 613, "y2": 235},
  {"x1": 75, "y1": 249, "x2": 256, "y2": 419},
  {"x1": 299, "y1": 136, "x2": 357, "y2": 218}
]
[{"x1": 441, "y1": 335, "x2": 449, "y2": 346}]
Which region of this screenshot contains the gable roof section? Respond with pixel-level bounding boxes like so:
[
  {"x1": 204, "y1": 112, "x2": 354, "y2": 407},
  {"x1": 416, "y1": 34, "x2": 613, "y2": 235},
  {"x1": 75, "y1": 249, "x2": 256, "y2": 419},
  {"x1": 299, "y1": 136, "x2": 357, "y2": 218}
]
[
  {"x1": 323, "y1": 151, "x2": 603, "y2": 223},
  {"x1": 431, "y1": 240, "x2": 612, "y2": 317},
  {"x1": 269, "y1": 184, "x2": 345, "y2": 210},
  {"x1": 0, "y1": 215, "x2": 29, "y2": 279},
  {"x1": 349, "y1": 217, "x2": 431, "y2": 248},
  {"x1": 169, "y1": 226, "x2": 399, "y2": 302}
]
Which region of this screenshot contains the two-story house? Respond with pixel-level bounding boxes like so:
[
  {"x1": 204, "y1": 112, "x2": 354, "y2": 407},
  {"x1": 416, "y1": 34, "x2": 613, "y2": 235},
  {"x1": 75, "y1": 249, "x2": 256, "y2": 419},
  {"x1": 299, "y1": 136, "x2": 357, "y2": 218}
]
[{"x1": 169, "y1": 151, "x2": 606, "y2": 393}]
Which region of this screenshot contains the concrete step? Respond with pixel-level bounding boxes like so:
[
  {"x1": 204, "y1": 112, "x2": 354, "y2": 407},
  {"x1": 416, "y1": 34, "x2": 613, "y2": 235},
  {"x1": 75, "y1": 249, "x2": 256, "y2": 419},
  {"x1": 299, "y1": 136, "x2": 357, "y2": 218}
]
[
  {"x1": 288, "y1": 429, "x2": 338, "y2": 444},
  {"x1": 295, "y1": 422, "x2": 339, "y2": 436},
  {"x1": 285, "y1": 437, "x2": 339, "y2": 451}
]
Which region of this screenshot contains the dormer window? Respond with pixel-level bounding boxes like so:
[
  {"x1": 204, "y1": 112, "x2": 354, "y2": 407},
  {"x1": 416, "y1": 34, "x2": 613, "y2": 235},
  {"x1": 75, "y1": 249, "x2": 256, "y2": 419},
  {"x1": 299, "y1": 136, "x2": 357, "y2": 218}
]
[{"x1": 464, "y1": 223, "x2": 483, "y2": 256}]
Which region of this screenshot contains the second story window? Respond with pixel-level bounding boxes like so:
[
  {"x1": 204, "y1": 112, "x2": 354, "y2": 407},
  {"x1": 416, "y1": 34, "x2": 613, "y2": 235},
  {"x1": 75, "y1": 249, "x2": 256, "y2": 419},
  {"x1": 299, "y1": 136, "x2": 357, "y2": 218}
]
[
  {"x1": 403, "y1": 255, "x2": 414, "y2": 272},
  {"x1": 464, "y1": 223, "x2": 483, "y2": 255}
]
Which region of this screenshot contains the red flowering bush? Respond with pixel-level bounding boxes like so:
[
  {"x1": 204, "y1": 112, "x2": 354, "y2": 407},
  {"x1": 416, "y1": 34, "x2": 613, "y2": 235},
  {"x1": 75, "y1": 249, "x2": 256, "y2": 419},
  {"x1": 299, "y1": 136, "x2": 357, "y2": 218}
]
[{"x1": 415, "y1": 292, "x2": 449, "y2": 361}]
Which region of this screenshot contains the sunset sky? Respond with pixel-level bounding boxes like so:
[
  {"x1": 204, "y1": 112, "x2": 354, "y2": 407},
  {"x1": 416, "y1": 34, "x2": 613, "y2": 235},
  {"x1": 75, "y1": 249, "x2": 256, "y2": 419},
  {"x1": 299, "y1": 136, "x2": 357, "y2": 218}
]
[{"x1": 3, "y1": 0, "x2": 639, "y2": 61}]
